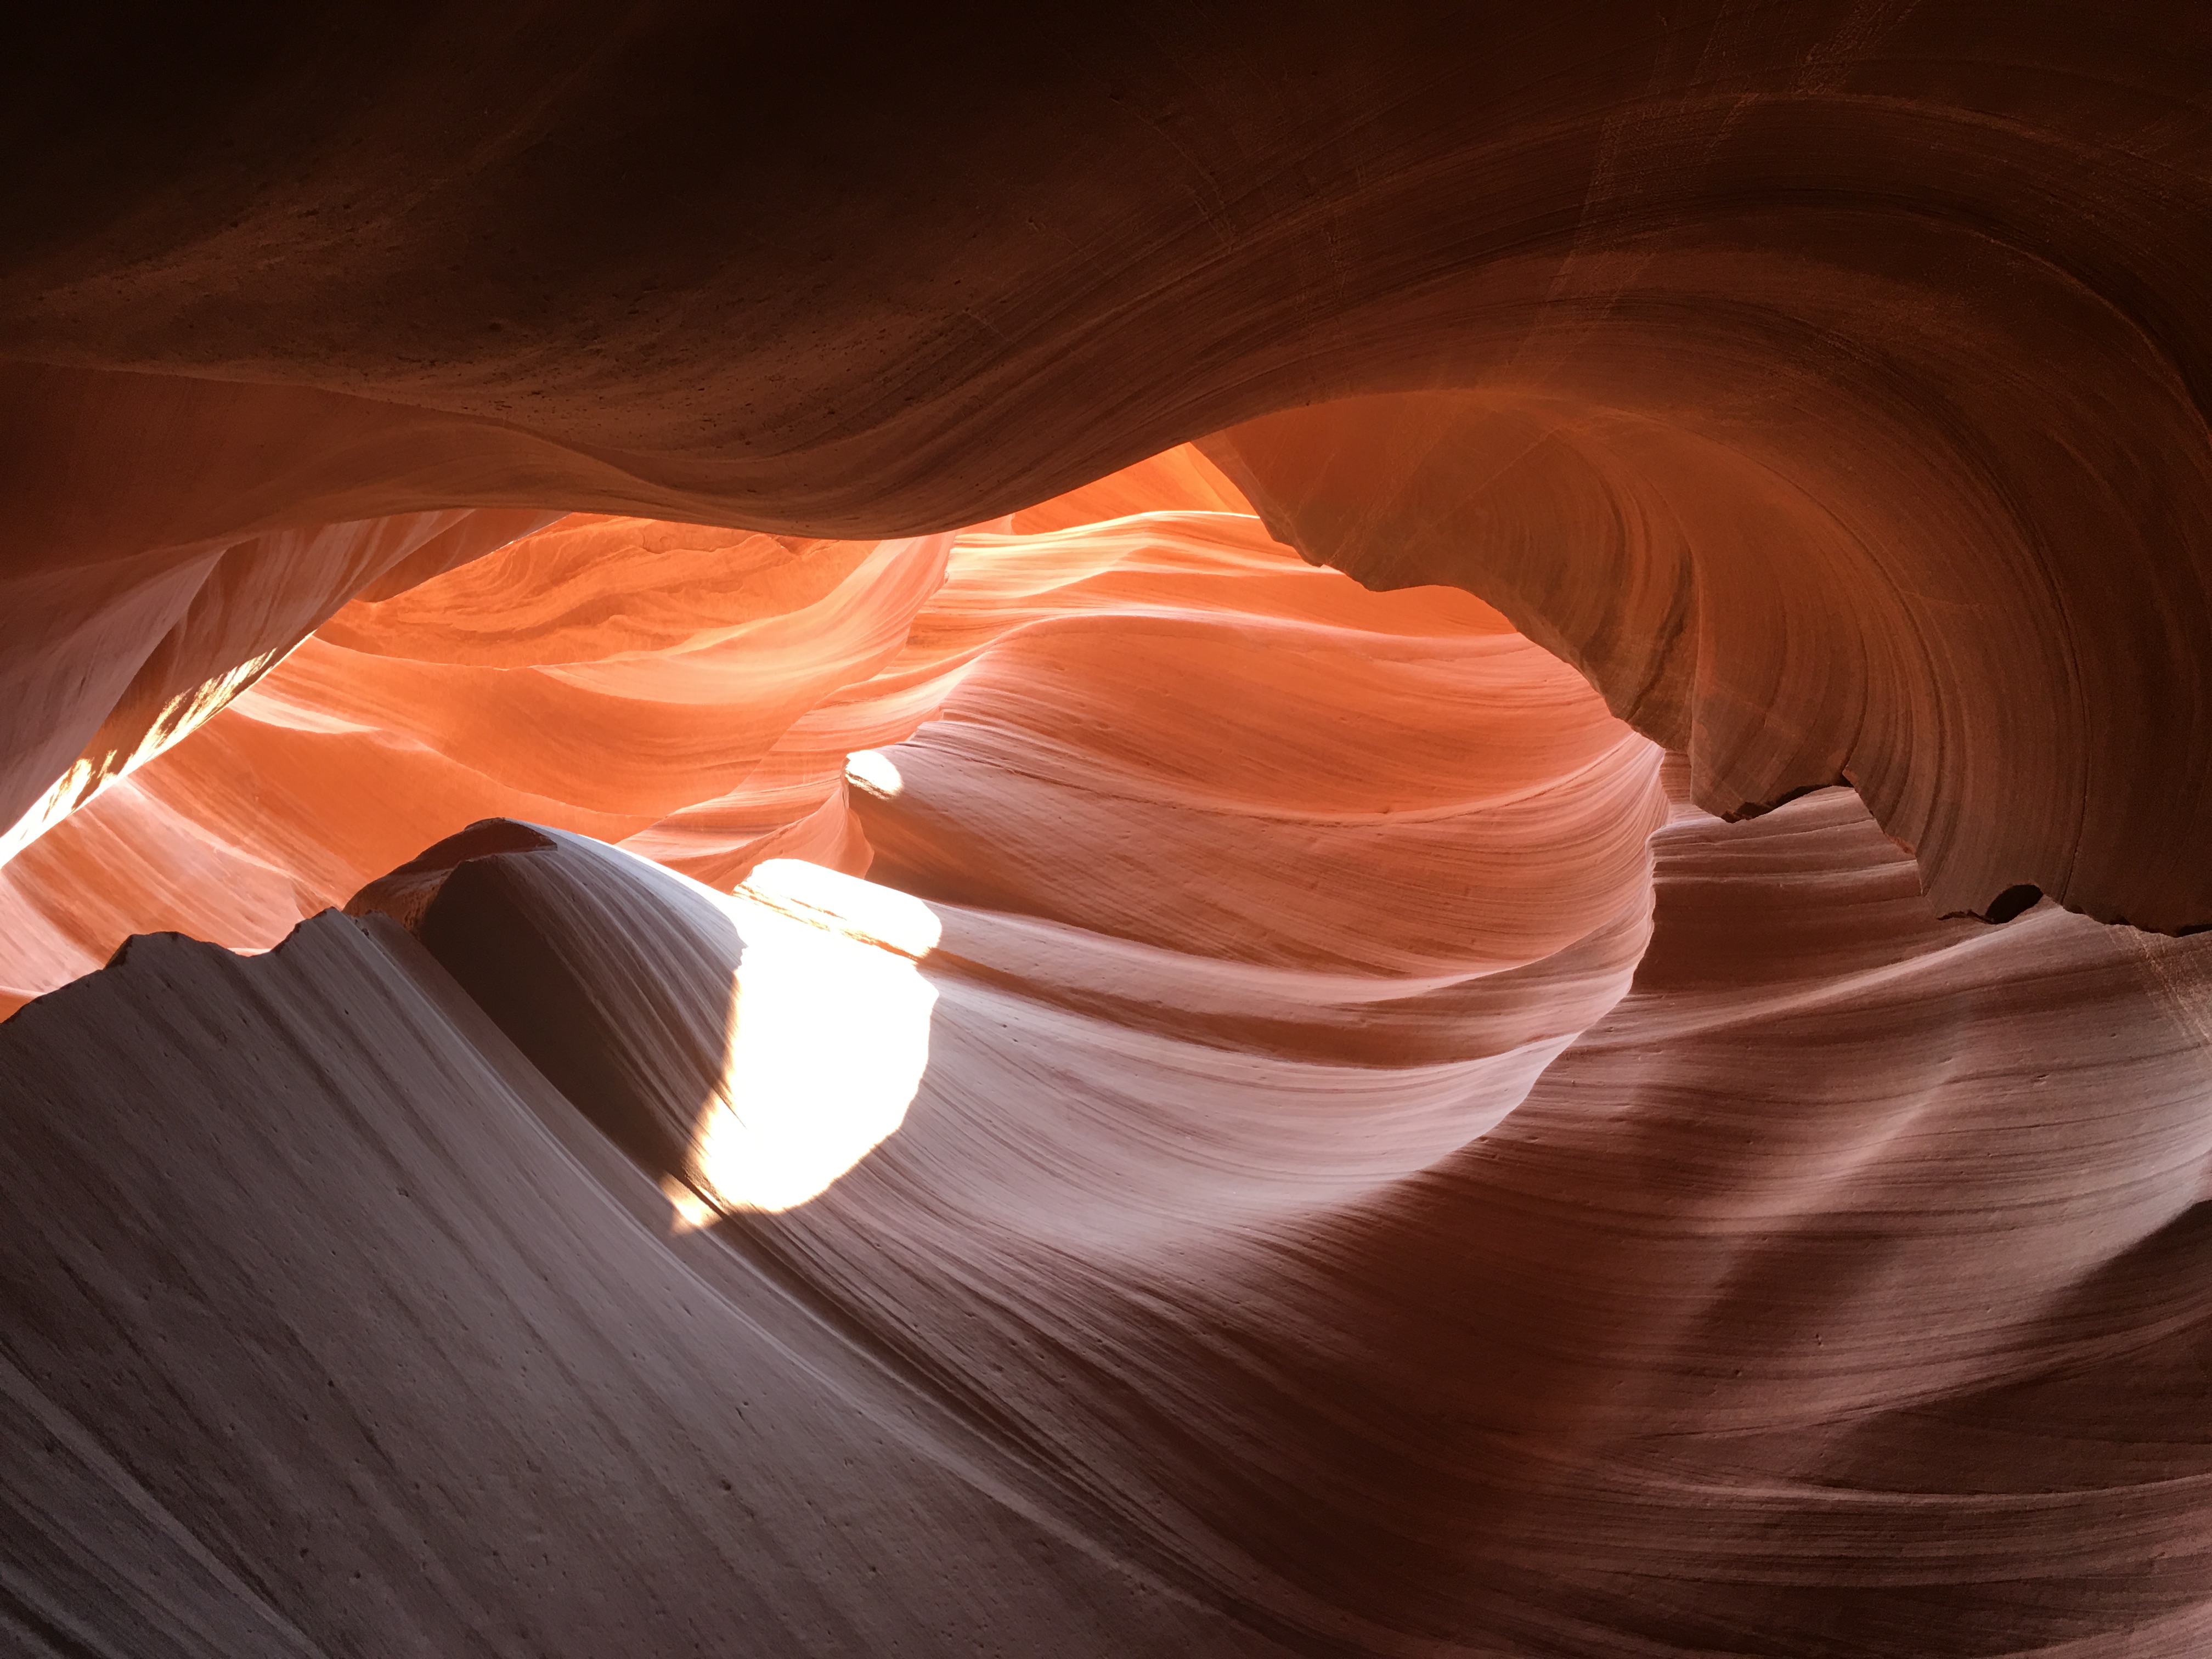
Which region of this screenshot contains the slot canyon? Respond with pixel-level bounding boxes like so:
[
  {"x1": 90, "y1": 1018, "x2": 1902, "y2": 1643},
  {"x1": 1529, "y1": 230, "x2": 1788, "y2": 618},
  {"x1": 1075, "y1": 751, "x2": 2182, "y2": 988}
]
[{"x1": 4, "y1": 7, "x2": 2212, "y2": 1655}]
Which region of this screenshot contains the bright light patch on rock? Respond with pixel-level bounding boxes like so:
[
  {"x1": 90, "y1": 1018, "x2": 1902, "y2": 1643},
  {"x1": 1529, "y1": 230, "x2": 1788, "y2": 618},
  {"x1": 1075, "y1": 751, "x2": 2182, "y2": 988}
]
[{"x1": 684, "y1": 860, "x2": 941, "y2": 1215}]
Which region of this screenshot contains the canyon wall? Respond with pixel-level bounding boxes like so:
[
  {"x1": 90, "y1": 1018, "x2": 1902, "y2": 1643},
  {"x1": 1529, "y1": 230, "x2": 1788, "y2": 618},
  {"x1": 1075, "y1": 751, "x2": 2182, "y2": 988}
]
[{"x1": 4, "y1": 6, "x2": 2211, "y2": 1654}]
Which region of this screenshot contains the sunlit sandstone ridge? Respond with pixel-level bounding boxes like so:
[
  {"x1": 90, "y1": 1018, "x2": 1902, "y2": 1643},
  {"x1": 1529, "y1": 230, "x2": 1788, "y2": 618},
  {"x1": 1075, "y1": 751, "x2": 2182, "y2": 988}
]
[
  {"x1": 0, "y1": 449, "x2": 1259, "y2": 1012},
  {"x1": 5, "y1": 7, "x2": 2212, "y2": 1656}
]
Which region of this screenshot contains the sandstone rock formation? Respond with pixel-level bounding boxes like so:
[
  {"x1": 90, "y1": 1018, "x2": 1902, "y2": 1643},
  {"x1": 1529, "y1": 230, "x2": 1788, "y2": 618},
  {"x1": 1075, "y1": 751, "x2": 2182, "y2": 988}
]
[{"x1": 4, "y1": 6, "x2": 2211, "y2": 1655}]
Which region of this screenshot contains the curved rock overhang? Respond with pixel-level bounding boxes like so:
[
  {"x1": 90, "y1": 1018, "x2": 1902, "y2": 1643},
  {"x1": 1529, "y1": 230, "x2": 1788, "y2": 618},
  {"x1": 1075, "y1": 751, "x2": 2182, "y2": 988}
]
[{"x1": 7, "y1": 3, "x2": 2211, "y2": 927}]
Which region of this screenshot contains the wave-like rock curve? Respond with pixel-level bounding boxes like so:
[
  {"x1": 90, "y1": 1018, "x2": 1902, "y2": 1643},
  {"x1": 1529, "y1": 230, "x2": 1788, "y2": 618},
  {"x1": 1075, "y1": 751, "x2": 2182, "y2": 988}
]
[{"x1": 5, "y1": 7, "x2": 2211, "y2": 922}]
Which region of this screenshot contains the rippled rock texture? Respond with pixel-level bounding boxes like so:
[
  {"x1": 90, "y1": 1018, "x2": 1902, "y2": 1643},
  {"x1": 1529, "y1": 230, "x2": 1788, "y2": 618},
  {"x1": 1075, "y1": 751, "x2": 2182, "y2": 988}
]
[
  {"x1": 5, "y1": 7, "x2": 2212, "y2": 1656},
  {"x1": 7, "y1": 462, "x2": 2211, "y2": 1657}
]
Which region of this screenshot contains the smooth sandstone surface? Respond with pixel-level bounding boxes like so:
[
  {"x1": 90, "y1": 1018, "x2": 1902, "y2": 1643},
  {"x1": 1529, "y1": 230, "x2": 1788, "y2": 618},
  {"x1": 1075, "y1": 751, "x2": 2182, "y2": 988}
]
[
  {"x1": 4, "y1": 5, "x2": 2210, "y2": 922},
  {"x1": 0, "y1": 450, "x2": 1252, "y2": 1015},
  {"x1": 8, "y1": 726, "x2": 2210, "y2": 1653},
  {"x1": 4, "y1": 8, "x2": 2212, "y2": 1656},
  {"x1": 7, "y1": 464, "x2": 2212, "y2": 1651},
  {"x1": 0, "y1": 505, "x2": 561, "y2": 871}
]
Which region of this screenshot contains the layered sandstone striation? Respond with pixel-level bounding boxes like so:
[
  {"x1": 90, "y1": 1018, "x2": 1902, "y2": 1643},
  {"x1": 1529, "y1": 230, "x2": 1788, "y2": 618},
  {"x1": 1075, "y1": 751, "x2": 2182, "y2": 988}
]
[
  {"x1": 4, "y1": 7, "x2": 2212, "y2": 1655},
  {"x1": 0, "y1": 449, "x2": 1245, "y2": 1014},
  {"x1": 7, "y1": 5, "x2": 2211, "y2": 925}
]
